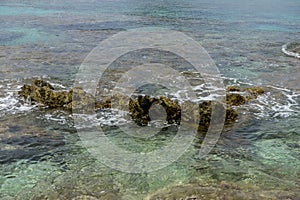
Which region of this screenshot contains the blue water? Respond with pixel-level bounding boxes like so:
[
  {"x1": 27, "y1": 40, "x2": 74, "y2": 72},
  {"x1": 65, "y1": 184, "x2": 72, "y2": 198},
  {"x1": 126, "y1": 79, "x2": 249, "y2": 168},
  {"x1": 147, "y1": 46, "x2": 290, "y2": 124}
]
[{"x1": 0, "y1": 0, "x2": 300, "y2": 199}]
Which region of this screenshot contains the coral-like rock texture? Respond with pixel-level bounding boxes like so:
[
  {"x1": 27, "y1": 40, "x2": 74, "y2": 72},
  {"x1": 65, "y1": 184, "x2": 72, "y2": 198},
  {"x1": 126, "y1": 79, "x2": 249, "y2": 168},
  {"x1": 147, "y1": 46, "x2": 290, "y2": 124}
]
[{"x1": 19, "y1": 80, "x2": 265, "y2": 132}]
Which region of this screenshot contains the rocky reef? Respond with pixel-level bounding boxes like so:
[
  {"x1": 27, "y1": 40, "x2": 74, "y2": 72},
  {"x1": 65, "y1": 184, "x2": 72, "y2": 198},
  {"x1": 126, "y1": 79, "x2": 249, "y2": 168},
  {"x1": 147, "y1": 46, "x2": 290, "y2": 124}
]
[
  {"x1": 19, "y1": 80, "x2": 72, "y2": 109},
  {"x1": 19, "y1": 80, "x2": 265, "y2": 132},
  {"x1": 128, "y1": 86, "x2": 264, "y2": 131},
  {"x1": 19, "y1": 80, "x2": 97, "y2": 112},
  {"x1": 226, "y1": 85, "x2": 265, "y2": 105}
]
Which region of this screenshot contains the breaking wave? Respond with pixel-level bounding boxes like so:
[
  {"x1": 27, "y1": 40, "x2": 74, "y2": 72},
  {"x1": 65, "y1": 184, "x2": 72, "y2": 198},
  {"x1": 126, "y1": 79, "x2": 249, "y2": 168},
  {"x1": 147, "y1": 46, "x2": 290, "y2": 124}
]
[{"x1": 282, "y1": 43, "x2": 300, "y2": 59}]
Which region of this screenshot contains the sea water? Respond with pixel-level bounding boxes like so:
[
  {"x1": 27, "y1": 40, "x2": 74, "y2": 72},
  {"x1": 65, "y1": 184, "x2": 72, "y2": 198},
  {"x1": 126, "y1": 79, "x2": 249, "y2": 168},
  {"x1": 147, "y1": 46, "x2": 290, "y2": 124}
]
[{"x1": 0, "y1": 0, "x2": 299, "y2": 199}]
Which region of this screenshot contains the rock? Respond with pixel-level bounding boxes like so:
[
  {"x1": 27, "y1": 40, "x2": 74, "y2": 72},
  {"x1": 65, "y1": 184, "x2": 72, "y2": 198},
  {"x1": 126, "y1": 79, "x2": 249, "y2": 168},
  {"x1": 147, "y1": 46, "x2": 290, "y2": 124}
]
[
  {"x1": 128, "y1": 95, "x2": 181, "y2": 126},
  {"x1": 19, "y1": 80, "x2": 95, "y2": 110},
  {"x1": 245, "y1": 86, "x2": 265, "y2": 99},
  {"x1": 196, "y1": 101, "x2": 238, "y2": 132},
  {"x1": 226, "y1": 93, "x2": 246, "y2": 106},
  {"x1": 198, "y1": 101, "x2": 212, "y2": 130},
  {"x1": 128, "y1": 95, "x2": 155, "y2": 126},
  {"x1": 127, "y1": 85, "x2": 264, "y2": 131},
  {"x1": 19, "y1": 80, "x2": 72, "y2": 108},
  {"x1": 68, "y1": 87, "x2": 96, "y2": 113},
  {"x1": 145, "y1": 182, "x2": 297, "y2": 200},
  {"x1": 18, "y1": 80, "x2": 265, "y2": 133},
  {"x1": 226, "y1": 85, "x2": 241, "y2": 92},
  {"x1": 226, "y1": 106, "x2": 238, "y2": 122},
  {"x1": 129, "y1": 96, "x2": 239, "y2": 132},
  {"x1": 33, "y1": 87, "x2": 72, "y2": 108},
  {"x1": 95, "y1": 99, "x2": 111, "y2": 110},
  {"x1": 226, "y1": 86, "x2": 265, "y2": 104},
  {"x1": 18, "y1": 84, "x2": 32, "y2": 101},
  {"x1": 159, "y1": 96, "x2": 182, "y2": 124},
  {"x1": 32, "y1": 79, "x2": 54, "y2": 90}
]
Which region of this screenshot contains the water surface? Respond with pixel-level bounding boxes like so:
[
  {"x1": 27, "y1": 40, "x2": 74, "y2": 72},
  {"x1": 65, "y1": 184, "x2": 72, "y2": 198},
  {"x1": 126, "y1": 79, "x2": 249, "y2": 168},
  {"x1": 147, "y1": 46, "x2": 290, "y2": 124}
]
[{"x1": 0, "y1": 0, "x2": 299, "y2": 199}]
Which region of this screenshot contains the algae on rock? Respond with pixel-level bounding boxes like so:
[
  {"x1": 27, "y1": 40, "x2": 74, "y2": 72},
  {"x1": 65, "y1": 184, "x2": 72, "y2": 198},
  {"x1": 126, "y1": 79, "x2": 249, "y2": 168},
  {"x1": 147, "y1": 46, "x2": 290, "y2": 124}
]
[
  {"x1": 19, "y1": 80, "x2": 265, "y2": 133},
  {"x1": 19, "y1": 80, "x2": 72, "y2": 109}
]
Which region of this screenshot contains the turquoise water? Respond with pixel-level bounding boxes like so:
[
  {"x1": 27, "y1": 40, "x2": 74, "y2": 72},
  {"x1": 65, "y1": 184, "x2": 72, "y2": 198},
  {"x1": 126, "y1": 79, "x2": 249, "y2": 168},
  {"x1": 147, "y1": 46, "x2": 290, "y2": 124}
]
[
  {"x1": 0, "y1": 0, "x2": 300, "y2": 199},
  {"x1": 0, "y1": 5, "x2": 60, "y2": 16}
]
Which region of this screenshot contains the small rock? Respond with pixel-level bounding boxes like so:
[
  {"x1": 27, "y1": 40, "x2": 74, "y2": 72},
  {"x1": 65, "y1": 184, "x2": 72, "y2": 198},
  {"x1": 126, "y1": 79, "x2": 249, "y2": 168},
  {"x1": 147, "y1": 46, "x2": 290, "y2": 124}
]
[
  {"x1": 226, "y1": 93, "x2": 246, "y2": 106},
  {"x1": 245, "y1": 87, "x2": 265, "y2": 99}
]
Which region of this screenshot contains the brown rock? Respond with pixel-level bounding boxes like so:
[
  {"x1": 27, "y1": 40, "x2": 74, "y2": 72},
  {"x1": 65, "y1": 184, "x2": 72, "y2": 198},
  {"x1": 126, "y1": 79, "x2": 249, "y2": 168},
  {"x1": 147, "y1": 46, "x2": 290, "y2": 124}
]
[
  {"x1": 18, "y1": 81, "x2": 265, "y2": 134},
  {"x1": 69, "y1": 87, "x2": 96, "y2": 113},
  {"x1": 226, "y1": 93, "x2": 247, "y2": 106},
  {"x1": 19, "y1": 79, "x2": 72, "y2": 109},
  {"x1": 245, "y1": 87, "x2": 265, "y2": 99},
  {"x1": 226, "y1": 85, "x2": 241, "y2": 92}
]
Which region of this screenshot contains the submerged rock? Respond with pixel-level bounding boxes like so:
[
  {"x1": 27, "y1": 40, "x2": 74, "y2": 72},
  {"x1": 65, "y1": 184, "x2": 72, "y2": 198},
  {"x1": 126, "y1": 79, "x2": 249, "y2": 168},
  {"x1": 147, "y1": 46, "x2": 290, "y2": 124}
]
[
  {"x1": 145, "y1": 182, "x2": 299, "y2": 200},
  {"x1": 0, "y1": 116, "x2": 65, "y2": 164}
]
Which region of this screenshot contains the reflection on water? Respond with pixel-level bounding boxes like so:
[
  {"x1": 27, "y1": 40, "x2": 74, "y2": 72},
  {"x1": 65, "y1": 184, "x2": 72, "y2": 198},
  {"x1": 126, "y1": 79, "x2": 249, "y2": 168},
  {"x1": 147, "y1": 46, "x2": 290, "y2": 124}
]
[{"x1": 0, "y1": 0, "x2": 300, "y2": 199}]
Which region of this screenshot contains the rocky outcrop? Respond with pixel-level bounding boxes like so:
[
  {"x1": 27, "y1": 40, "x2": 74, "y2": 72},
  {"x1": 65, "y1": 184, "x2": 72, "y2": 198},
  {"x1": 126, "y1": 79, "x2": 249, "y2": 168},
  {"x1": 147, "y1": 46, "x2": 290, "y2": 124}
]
[
  {"x1": 128, "y1": 96, "x2": 181, "y2": 126},
  {"x1": 226, "y1": 86, "x2": 265, "y2": 105},
  {"x1": 226, "y1": 93, "x2": 246, "y2": 106},
  {"x1": 19, "y1": 80, "x2": 265, "y2": 132},
  {"x1": 128, "y1": 96, "x2": 239, "y2": 131},
  {"x1": 19, "y1": 80, "x2": 72, "y2": 109},
  {"x1": 19, "y1": 80, "x2": 97, "y2": 112},
  {"x1": 128, "y1": 85, "x2": 264, "y2": 129}
]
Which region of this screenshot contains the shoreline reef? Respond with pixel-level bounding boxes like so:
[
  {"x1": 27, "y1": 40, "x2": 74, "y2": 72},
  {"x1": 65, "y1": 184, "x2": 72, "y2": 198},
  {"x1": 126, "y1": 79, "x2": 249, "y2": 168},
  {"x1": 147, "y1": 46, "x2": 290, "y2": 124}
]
[{"x1": 19, "y1": 79, "x2": 265, "y2": 132}]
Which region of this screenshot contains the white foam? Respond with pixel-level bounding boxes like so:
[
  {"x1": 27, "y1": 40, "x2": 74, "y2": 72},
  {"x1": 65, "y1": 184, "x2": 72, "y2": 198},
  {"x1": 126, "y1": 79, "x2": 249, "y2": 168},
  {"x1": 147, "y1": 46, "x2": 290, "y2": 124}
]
[
  {"x1": 73, "y1": 109, "x2": 129, "y2": 129},
  {"x1": 2, "y1": 76, "x2": 298, "y2": 128},
  {"x1": 0, "y1": 83, "x2": 36, "y2": 117},
  {"x1": 47, "y1": 81, "x2": 66, "y2": 89},
  {"x1": 251, "y1": 86, "x2": 300, "y2": 119},
  {"x1": 44, "y1": 113, "x2": 68, "y2": 125},
  {"x1": 282, "y1": 44, "x2": 300, "y2": 59}
]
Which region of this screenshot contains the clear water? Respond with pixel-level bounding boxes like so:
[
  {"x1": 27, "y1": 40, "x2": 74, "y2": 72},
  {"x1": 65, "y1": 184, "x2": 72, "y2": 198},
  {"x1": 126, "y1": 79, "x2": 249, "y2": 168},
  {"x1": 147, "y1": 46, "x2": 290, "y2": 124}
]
[{"x1": 0, "y1": 0, "x2": 299, "y2": 199}]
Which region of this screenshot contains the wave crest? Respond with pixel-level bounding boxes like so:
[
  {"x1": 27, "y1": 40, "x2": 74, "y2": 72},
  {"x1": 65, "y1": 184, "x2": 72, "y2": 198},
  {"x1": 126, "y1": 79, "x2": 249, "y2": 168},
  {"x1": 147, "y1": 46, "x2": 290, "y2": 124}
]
[{"x1": 282, "y1": 43, "x2": 300, "y2": 59}]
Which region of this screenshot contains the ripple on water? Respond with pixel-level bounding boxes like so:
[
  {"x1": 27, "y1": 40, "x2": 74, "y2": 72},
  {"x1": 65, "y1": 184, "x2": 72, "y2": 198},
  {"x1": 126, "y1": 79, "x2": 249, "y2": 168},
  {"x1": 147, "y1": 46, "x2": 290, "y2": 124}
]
[
  {"x1": 251, "y1": 86, "x2": 300, "y2": 119},
  {"x1": 0, "y1": 160, "x2": 64, "y2": 199},
  {"x1": 0, "y1": 116, "x2": 66, "y2": 164},
  {"x1": 0, "y1": 28, "x2": 59, "y2": 46},
  {"x1": 0, "y1": 74, "x2": 299, "y2": 199}
]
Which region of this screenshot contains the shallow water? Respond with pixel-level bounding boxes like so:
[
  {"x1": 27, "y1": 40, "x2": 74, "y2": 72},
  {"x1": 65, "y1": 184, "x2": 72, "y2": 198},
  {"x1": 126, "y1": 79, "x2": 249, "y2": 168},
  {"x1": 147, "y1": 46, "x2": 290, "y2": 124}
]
[{"x1": 0, "y1": 0, "x2": 300, "y2": 199}]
